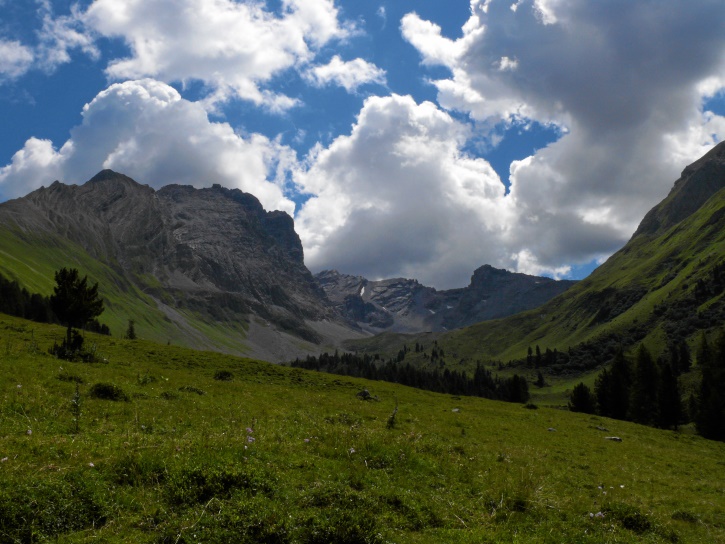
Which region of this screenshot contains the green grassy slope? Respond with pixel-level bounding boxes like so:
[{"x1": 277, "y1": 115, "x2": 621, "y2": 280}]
[
  {"x1": 1, "y1": 314, "x2": 724, "y2": 543},
  {"x1": 0, "y1": 226, "x2": 252, "y2": 354},
  {"x1": 348, "y1": 188, "x2": 725, "y2": 368}
]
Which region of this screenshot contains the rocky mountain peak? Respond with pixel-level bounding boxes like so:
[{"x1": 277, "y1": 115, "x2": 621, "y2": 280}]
[
  {"x1": 0, "y1": 171, "x2": 335, "y2": 358},
  {"x1": 634, "y1": 140, "x2": 725, "y2": 238}
]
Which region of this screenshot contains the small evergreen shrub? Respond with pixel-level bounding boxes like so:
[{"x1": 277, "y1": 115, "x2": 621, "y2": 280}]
[{"x1": 89, "y1": 382, "x2": 129, "y2": 402}]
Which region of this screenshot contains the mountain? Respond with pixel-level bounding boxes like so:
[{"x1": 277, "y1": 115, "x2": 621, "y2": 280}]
[
  {"x1": 316, "y1": 265, "x2": 576, "y2": 333},
  {"x1": 0, "y1": 170, "x2": 361, "y2": 360},
  {"x1": 345, "y1": 141, "x2": 725, "y2": 369}
]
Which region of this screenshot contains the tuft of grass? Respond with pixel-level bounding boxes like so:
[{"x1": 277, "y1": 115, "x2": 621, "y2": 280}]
[
  {"x1": 179, "y1": 385, "x2": 206, "y2": 395},
  {"x1": 213, "y1": 370, "x2": 234, "y2": 381}
]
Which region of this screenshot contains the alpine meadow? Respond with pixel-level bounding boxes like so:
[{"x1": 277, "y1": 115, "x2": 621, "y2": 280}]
[{"x1": 2, "y1": 1, "x2": 725, "y2": 542}]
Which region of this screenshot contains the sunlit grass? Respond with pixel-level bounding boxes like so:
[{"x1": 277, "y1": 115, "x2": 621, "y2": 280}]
[{"x1": 1, "y1": 314, "x2": 723, "y2": 542}]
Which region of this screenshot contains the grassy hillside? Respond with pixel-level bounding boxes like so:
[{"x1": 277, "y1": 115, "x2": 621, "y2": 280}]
[
  {"x1": 0, "y1": 226, "x2": 254, "y2": 355},
  {"x1": 1, "y1": 314, "x2": 724, "y2": 543},
  {"x1": 346, "y1": 188, "x2": 725, "y2": 376}
]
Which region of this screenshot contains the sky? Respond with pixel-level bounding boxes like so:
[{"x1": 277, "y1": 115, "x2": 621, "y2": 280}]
[{"x1": 1, "y1": 0, "x2": 724, "y2": 289}]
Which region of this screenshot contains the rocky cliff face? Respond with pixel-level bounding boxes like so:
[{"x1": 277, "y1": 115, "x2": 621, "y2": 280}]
[
  {"x1": 316, "y1": 265, "x2": 576, "y2": 333},
  {"x1": 1, "y1": 170, "x2": 337, "y2": 350},
  {"x1": 634, "y1": 140, "x2": 725, "y2": 238}
]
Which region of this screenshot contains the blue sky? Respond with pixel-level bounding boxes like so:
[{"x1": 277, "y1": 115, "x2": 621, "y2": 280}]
[{"x1": 1, "y1": 0, "x2": 724, "y2": 289}]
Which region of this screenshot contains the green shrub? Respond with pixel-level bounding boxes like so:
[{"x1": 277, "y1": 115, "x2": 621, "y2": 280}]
[
  {"x1": 89, "y1": 382, "x2": 129, "y2": 401},
  {"x1": 603, "y1": 502, "x2": 652, "y2": 533},
  {"x1": 111, "y1": 454, "x2": 167, "y2": 487},
  {"x1": 214, "y1": 370, "x2": 233, "y2": 381},
  {"x1": 165, "y1": 464, "x2": 275, "y2": 506},
  {"x1": 0, "y1": 471, "x2": 108, "y2": 540}
]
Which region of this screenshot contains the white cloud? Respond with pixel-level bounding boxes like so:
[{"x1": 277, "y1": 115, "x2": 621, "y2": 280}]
[
  {"x1": 295, "y1": 94, "x2": 510, "y2": 288},
  {"x1": 0, "y1": 79, "x2": 295, "y2": 213},
  {"x1": 377, "y1": 6, "x2": 387, "y2": 28},
  {"x1": 401, "y1": 0, "x2": 725, "y2": 276},
  {"x1": 0, "y1": 39, "x2": 34, "y2": 80},
  {"x1": 306, "y1": 56, "x2": 386, "y2": 92},
  {"x1": 82, "y1": 0, "x2": 352, "y2": 110},
  {"x1": 0, "y1": 2, "x2": 97, "y2": 80},
  {"x1": 35, "y1": 1, "x2": 99, "y2": 70}
]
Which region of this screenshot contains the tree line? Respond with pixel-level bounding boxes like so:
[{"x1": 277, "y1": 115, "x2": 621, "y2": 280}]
[
  {"x1": 290, "y1": 351, "x2": 530, "y2": 403},
  {"x1": 0, "y1": 270, "x2": 109, "y2": 335},
  {"x1": 568, "y1": 332, "x2": 725, "y2": 442}
]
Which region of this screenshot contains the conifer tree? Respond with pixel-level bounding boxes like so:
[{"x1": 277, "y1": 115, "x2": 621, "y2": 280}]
[
  {"x1": 629, "y1": 345, "x2": 658, "y2": 425},
  {"x1": 656, "y1": 361, "x2": 681, "y2": 429},
  {"x1": 677, "y1": 341, "x2": 691, "y2": 374},
  {"x1": 595, "y1": 348, "x2": 630, "y2": 420},
  {"x1": 594, "y1": 368, "x2": 613, "y2": 416},
  {"x1": 696, "y1": 330, "x2": 725, "y2": 441},
  {"x1": 569, "y1": 382, "x2": 596, "y2": 413},
  {"x1": 50, "y1": 268, "x2": 104, "y2": 348}
]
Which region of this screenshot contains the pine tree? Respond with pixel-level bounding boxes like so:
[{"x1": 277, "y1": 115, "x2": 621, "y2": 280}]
[
  {"x1": 594, "y1": 368, "x2": 613, "y2": 416},
  {"x1": 50, "y1": 268, "x2": 104, "y2": 350},
  {"x1": 656, "y1": 361, "x2": 680, "y2": 429},
  {"x1": 125, "y1": 319, "x2": 137, "y2": 340},
  {"x1": 696, "y1": 332, "x2": 713, "y2": 368},
  {"x1": 569, "y1": 382, "x2": 596, "y2": 413},
  {"x1": 696, "y1": 330, "x2": 725, "y2": 441},
  {"x1": 677, "y1": 341, "x2": 691, "y2": 374},
  {"x1": 629, "y1": 345, "x2": 658, "y2": 425},
  {"x1": 595, "y1": 348, "x2": 630, "y2": 420}
]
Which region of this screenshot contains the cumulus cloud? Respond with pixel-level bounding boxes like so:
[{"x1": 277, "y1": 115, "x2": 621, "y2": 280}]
[
  {"x1": 400, "y1": 0, "x2": 725, "y2": 276},
  {"x1": 295, "y1": 94, "x2": 509, "y2": 288},
  {"x1": 0, "y1": 39, "x2": 34, "y2": 80},
  {"x1": 306, "y1": 56, "x2": 386, "y2": 92},
  {"x1": 0, "y1": 79, "x2": 294, "y2": 213},
  {"x1": 82, "y1": 0, "x2": 352, "y2": 110}
]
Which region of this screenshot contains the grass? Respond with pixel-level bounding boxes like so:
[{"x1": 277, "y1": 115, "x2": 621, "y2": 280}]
[{"x1": 1, "y1": 313, "x2": 724, "y2": 543}]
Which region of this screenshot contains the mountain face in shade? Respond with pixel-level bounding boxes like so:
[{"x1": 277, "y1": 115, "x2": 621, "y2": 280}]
[
  {"x1": 315, "y1": 265, "x2": 576, "y2": 333},
  {"x1": 0, "y1": 170, "x2": 346, "y2": 359}
]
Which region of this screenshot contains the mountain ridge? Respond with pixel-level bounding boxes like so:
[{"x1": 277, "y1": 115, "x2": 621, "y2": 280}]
[
  {"x1": 316, "y1": 264, "x2": 576, "y2": 333},
  {"x1": 0, "y1": 171, "x2": 358, "y2": 360}
]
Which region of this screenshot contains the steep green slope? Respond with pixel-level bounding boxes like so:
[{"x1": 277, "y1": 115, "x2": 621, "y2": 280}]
[
  {"x1": 1, "y1": 313, "x2": 724, "y2": 542},
  {"x1": 443, "y1": 185, "x2": 725, "y2": 362},
  {"x1": 0, "y1": 226, "x2": 252, "y2": 354}
]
